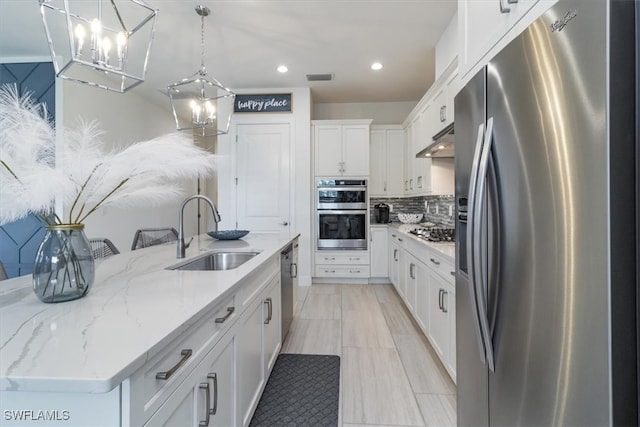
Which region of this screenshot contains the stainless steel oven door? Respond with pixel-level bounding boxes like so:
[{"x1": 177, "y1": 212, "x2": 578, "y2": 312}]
[
  {"x1": 317, "y1": 209, "x2": 367, "y2": 250},
  {"x1": 317, "y1": 186, "x2": 367, "y2": 210}
]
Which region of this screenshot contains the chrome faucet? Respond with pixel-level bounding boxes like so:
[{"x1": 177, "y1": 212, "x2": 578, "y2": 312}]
[{"x1": 177, "y1": 195, "x2": 221, "y2": 258}]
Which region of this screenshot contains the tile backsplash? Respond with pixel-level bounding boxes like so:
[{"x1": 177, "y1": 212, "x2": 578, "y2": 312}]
[{"x1": 370, "y1": 195, "x2": 455, "y2": 228}]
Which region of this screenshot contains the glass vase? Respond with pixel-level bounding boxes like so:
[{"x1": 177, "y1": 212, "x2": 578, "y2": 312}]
[{"x1": 33, "y1": 224, "x2": 95, "y2": 303}]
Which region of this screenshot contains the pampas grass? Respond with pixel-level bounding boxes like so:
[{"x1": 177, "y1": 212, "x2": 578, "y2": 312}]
[{"x1": 0, "y1": 84, "x2": 216, "y2": 226}]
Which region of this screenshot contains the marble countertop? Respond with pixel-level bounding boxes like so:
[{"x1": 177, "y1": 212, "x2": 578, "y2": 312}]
[
  {"x1": 384, "y1": 223, "x2": 456, "y2": 261},
  {"x1": 0, "y1": 232, "x2": 298, "y2": 394}
]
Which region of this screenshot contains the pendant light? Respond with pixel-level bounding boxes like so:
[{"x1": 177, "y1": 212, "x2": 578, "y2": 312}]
[
  {"x1": 167, "y1": 5, "x2": 235, "y2": 138},
  {"x1": 39, "y1": 0, "x2": 158, "y2": 93}
]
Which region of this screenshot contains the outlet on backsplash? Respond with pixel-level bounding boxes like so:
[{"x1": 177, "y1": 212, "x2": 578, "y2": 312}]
[{"x1": 388, "y1": 204, "x2": 393, "y2": 212}]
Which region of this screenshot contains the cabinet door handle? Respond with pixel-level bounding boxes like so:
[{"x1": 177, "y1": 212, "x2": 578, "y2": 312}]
[
  {"x1": 410, "y1": 179, "x2": 413, "y2": 190},
  {"x1": 199, "y1": 382, "x2": 211, "y2": 426},
  {"x1": 215, "y1": 307, "x2": 235, "y2": 323},
  {"x1": 393, "y1": 249, "x2": 398, "y2": 261},
  {"x1": 450, "y1": 271, "x2": 455, "y2": 276},
  {"x1": 156, "y1": 349, "x2": 192, "y2": 380},
  {"x1": 384, "y1": 180, "x2": 387, "y2": 192},
  {"x1": 398, "y1": 238, "x2": 403, "y2": 242},
  {"x1": 442, "y1": 290, "x2": 448, "y2": 313},
  {"x1": 291, "y1": 263, "x2": 298, "y2": 278},
  {"x1": 264, "y1": 297, "x2": 273, "y2": 324},
  {"x1": 430, "y1": 257, "x2": 441, "y2": 266},
  {"x1": 208, "y1": 373, "x2": 218, "y2": 416},
  {"x1": 409, "y1": 263, "x2": 415, "y2": 279},
  {"x1": 499, "y1": 0, "x2": 511, "y2": 13},
  {"x1": 438, "y1": 289, "x2": 443, "y2": 311}
]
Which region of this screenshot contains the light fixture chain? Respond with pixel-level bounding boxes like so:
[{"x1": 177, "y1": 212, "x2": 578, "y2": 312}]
[{"x1": 200, "y1": 11, "x2": 205, "y2": 70}]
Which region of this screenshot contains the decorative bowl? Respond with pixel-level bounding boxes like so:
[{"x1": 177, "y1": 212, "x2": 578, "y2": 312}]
[
  {"x1": 207, "y1": 230, "x2": 250, "y2": 240},
  {"x1": 397, "y1": 213, "x2": 424, "y2": 224}
]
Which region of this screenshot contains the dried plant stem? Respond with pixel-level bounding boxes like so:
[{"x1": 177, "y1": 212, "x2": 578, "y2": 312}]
[
  {"x1": 76, "y1": 178, "x2": 130, "y2": 224},
  {"x1": 68, "y1": 164, "x2": 101, "y2": 224}
]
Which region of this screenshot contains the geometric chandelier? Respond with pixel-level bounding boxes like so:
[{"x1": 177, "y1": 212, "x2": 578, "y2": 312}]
[
  {"x1": 167, "y1": 5, "x2": 235, "y2": 137},
  {"x1": 39, "y1": 0, "x2": 158, "y2": 93}
]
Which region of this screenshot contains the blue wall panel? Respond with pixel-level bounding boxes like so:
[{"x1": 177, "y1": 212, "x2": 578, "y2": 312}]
[{"x1": 0, "y1": 62, "x2": 55, "y2": 278}]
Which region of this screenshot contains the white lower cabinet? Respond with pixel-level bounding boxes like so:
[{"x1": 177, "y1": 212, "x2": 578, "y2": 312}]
[
  {"x1": 314, "y1": 251, "x2": 370, "y2": 279},
  {"x1": 237, "y1": 294, "x2": 267, "y2": 427},
  {"x1": 370, "y1": 226, "x2": 389, "y2": 278},
  {"x1": 145, "y1": 332, "x2": 235, "y2": 427},
  {"x1": 388, "y1": 228, "x2": 456, "y2": 382},
  {"x1": 238, "y1": 274, "x2": 282, "y2": 427},
  {"x1": 263, "y1": 276, "x2": 282, "y2": 375}
]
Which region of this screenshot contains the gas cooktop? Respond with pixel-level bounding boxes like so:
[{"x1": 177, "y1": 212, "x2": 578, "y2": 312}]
[{"x1": 409, "y1": 227, "x2": 455, "y2": 243}]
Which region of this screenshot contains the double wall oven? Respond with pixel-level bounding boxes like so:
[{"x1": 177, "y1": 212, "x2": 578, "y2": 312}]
[{"x1": 316, "y1": 179, "x2": 367, "y2": 250}]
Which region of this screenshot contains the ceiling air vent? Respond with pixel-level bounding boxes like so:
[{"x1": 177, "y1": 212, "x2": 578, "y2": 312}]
[{"x1": 306, "y1": 73, "x2": 334, "y2": 81}]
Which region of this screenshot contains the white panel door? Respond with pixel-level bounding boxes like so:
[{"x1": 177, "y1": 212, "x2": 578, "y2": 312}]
[
  {"x1": 369, "y1": 130, "x2": 386, "y2": 196},
  {"x1": 342, "y1": 125, "x2": 369, "y2": 176},
  {"x1": 236, "y1": 123, "x2": 290, "y2": 233},
  {"x1": 314, "y1": 125, "x2": 342, "y2": 176}
]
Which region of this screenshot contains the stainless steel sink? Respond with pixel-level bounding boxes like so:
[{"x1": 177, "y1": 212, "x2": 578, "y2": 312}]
[{"x1": 169, "y1": 251, "x2": 260, "y2": 271}]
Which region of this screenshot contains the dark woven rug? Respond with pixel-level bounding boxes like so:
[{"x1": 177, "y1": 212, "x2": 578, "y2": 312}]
[{"x1": 249, "y1": 353, "x2": 340, "y2": 427}]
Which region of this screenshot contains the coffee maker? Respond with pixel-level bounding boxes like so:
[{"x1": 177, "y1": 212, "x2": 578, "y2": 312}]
[{"x1": 374, "y1": 203, "x2": 390, "y2": 223}]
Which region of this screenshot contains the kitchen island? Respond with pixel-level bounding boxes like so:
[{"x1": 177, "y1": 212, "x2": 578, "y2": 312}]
[{"x1": 0, "y1": 232, "x2": 299, "y2": 426}]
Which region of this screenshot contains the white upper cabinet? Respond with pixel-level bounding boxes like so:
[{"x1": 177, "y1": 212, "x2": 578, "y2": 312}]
[
  {"x1": 370, "y1": 126, "x2": 405, "y2": 197},
  {"x1": 313, "y1": 120, "x2": 372, "y2": 177},
  {"x1": 459, "y1": 0, "x2": 558, "y2": 80}
]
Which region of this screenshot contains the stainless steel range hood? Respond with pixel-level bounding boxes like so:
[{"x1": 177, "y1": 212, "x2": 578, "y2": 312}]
[{"x1": 416, "y1": 123, "x2": 454, "y2": 158}]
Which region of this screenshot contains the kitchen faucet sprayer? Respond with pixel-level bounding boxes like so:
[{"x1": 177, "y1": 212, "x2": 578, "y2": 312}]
[{"x1": 177, "y1": 195, "x2": 221, "y2": 258}]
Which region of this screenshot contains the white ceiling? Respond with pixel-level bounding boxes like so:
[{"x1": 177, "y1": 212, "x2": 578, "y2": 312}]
[{"x1": 0, "y1": 1, "x2": 457, "y2": 106}]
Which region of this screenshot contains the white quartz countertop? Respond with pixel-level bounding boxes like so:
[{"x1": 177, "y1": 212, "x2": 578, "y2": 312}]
[
  {"x1": 0, "y1": 232, "x2": 299, "y2": 394},
  {"x1": 385, "y1": 223, "x2": 456, "y2": 261}
]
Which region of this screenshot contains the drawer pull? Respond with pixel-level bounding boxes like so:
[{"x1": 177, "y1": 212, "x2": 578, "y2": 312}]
[
  {"x1": 350, "y1": 270, "x2": 361, "y2": 274},
  {"x1": 264, "y1": 297, "x2": 273, "y2": 324},
  {"x1": 199, "y1": 381, "x2": 211, "y2": 426},
  {"x1": 208, "y1": 373, "x2": 218, "y2": 415},
  {"x1": 156, "y1": 349, "x2": 192, "y2": 380},
  {"x1": 450, "y1": 271, "x2": 455, "y2": 276},
  {"x1": 430, "y1": 258, "x2": 441, "y2": 266},
  {"x1": 349, "y1": 257, "x2": 360, "y2": 261},
  {"x1": 398, "y1": 238, "x2": 403, "y2": 242},
  {"x1": 325, "y1": 257, "x2": 336, "y2": 261},
  {"x1": 325, "y1": 269, "x2": 336, "y2": 273},
  {"x1": 215, "y1": 307, "x2": 235, "y2": 323}
]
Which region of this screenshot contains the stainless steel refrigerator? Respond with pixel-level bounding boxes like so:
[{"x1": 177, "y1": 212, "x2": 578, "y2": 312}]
[{"x1": 455, "y1": 1, "x2": 638, "y2": 425}]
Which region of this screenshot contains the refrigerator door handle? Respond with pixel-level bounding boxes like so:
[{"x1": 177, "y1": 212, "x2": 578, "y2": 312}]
[
  {"x1": 467, "y1": 122, "x2": 488, "y2": 365},
  {"x1": 474, "y1": 117, "x2": 497, "y2": 372}
]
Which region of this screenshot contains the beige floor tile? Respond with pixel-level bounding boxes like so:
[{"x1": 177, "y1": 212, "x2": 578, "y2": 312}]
[
  {"x1": 380, "y1": 300, "x2": 420, "y2": 336},
  {"x1": 343, "y1": 310, "x2": 395, "y2": 349},
  {"x1": 309, "y1": 284, "x2": 343, "y2": 294},
  {"x1": 281, "y1": 318, "x2": 342, "y2": 356},
  {"x1": 342, "y1": 347, "x2": 424, "y2": 426},
  {"x1": 415, "y1": 394, "x2": 456, "y2": 427},
  {"x1": 393, "y1": 334, "x2": 455, "y2": 395},
  {"x1": 298, "y1": 292, "x2": 341, "y2": 319},
  {"x1": 342, "y1": 285, "x2": 381, "y2": 312},
  {"x1": 441, "y1": 394, "x2": 457, "y2": 424},
  {"x1": 372, "y1": 283, "x2": 399, "y2": 303}
]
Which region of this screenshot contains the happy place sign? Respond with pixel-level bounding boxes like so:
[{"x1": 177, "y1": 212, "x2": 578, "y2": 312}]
[{"x1": 234, "y1": 93, "x2": 292, "y2": 113}]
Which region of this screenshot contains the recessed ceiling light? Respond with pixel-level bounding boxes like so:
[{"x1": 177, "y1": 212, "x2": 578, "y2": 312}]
[
  {"x1": 277, "y1": 65, "x2": 288, "y2": 73},
  {"x1": 371, "y1": 62, "x2": 383, "y2": 71}
]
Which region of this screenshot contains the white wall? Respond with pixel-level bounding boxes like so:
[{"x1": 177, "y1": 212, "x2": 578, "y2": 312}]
[
  {"x1": 435, "y1": 13, "x2": 458, "y2": 80},
  {"x1": 313, "y1": 101, "x2": 416, "y2": 124},
  {"x1": 217, "y1": 87, "x2": 312, "y2": 286},
  {"x1": 62, "y1": 81, "x2": 199, "y2": 253}
]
